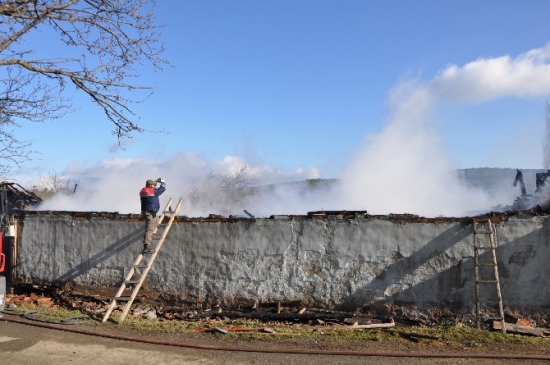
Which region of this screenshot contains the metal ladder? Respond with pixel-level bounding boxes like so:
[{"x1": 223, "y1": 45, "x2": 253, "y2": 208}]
[
  {"x1": 102, "y1": 198, "x2": 183, "y2": 324},
  {"x1": 473, "y1": 219, "x2": 506, "y2": 333}
]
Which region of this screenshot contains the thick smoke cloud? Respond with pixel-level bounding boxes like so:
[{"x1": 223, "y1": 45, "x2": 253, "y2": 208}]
[
  {"x1": 26, "y1": 44, "x2": 550, "y2": 217},
  {"x1": 338, "y1": 83, "x2": 492, "y2": 216},
  {"x1": 32, "y1": 152, "x2": 326, "y2": 216},
  {"x1": 338, "y1": 45, "x2": 550, "y2": 216}
]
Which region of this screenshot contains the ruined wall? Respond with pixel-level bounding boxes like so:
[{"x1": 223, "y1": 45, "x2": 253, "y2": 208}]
[{"x1": 13, "y1": 211, "x2": 550, "y2": 311}]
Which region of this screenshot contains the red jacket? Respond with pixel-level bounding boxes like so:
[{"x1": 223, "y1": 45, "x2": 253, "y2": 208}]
[{"x1": 139, "y1": 183, "x2": 166, "y2": 212}]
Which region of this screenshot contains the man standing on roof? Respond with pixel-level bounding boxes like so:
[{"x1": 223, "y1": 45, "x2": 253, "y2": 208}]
[{"x1": 139, "y1": 178, "x2": 166, "y2": 253}]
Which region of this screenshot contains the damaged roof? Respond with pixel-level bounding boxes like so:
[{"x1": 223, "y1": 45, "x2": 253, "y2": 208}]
[{"x1": 14, "y1": 207, "x2": 550, "y2": 225}]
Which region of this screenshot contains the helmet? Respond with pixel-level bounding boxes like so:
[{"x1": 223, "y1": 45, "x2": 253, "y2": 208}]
[{"x1": 146, "y1": 179, "x2": 156, "y2": 186}]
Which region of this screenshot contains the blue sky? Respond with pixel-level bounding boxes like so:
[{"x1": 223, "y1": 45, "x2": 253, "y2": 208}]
[{"x1": 10, "y1": 1, "x2": 550, "y2": 215}]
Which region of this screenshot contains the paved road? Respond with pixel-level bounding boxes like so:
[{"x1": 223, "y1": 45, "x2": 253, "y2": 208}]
[{"x1": 0, "y1": 316, "x2": 547, "y2": 365}]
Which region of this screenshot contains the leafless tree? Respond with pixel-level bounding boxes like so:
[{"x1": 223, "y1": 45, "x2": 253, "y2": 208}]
[
  {"x1": 35, "y1": 172, "x2": 75, "y2": 191},
  {"x1": 32, "y1": 171, "x2": 77, "y2": 199},
  {"x1": 218, "y1": 165, "x2": 258, "y2": 197},
  {"x1": 190, "y1": 165, "x2": 258, "y2": 215},
  {"x1": 544, "y1": 97, "x2": 550, "y2": 169},
  {"x1": 0, "y1": 0, "x2": 167, "y2": 173}
]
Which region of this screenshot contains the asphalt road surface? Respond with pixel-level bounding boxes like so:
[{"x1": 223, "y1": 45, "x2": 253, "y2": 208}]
[{"x1": 1, "y1": 316, "x2": 548, "y2": 365}]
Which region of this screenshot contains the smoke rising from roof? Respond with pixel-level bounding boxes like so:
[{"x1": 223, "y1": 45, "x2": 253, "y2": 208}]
[
  {"x1": 25, "y1": 45, "x2": 550, "y2": 217},
  {"x1": 337, "y1": 82, "x2": 492, "y2": 216},
  {"x1": 337, "y1": 44, "x2": 550, "y2": 216},
  {"x1": 31, "y1": 152, "x2": 328, "y2": 216}
]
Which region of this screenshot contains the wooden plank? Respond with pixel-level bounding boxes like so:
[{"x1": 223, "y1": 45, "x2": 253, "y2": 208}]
[
  {"x1": 332, "y1": 322, "x2": 395, "y2": 330},
  {"x1": 493, "y1": 321, "x2": 548, "y2": 336}
]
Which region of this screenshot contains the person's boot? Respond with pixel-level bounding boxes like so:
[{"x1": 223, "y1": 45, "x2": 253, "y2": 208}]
[{"x1": 142, "y1": 244, "x2": 152, "y2": 254}]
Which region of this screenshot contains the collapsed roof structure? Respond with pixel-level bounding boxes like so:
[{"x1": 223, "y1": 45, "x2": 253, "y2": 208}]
[
  {"x1": 0, "y1": 182, "x2": 42, "y2": 214},
  {"x1": 508, "y1": 169, "x2": 550, "y2": 211}
]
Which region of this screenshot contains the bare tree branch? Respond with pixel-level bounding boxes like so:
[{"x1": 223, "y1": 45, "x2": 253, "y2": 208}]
[{"x1": 0, "y1": 0, "x2": 167, "y2": 174}]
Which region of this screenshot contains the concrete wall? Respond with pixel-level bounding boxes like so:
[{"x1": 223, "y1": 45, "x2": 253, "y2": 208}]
[{"x1": 13, "y1": 212, "x2": 550, "y2": 311}]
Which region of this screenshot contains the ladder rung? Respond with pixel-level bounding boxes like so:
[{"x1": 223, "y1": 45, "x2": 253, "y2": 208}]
[
  {"x1": 125, "y1": 280, "x2": 140, "y2": 285},
  {"x1": 114, "y1": 296, "x2": 132, "y2": 301},
  {"x1": 475, "y1": 246, "x2": 494, "y2": 250},
  {"x1": 475, "y1": 263, "x2": 496, "y2": 266},
  {"x1": 474, "y1": 230, "x2": 492, "y2": 234},
  {"x1": 476, "y1": 279, "x2": 498, "y2": 283},
  {"x1": 134, "y1": 265, "x2": 147, "y2": 269}
]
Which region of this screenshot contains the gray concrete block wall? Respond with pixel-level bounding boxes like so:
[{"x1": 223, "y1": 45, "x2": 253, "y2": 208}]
[{"x1": 14, "y1": 213, "x2": 550, "y2": 311}]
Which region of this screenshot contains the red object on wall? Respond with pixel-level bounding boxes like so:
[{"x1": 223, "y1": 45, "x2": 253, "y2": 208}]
[{"x1": 0, "y1": 232, "x2": 5, "y2": 273}]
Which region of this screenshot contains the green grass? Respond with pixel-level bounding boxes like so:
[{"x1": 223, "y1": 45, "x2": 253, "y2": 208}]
[
  {"x1": 4, "y1": 303, "x2": 96, "y2": 325},
  {"x1": 5, "y1": 301, "x2": 550, "y2": 349},
  {"x1": 432, "y1": 323, "x2": 545, "y2": 349},
  {"x1": 112, "y1": 316, "x2": 549, "y2": 348}
]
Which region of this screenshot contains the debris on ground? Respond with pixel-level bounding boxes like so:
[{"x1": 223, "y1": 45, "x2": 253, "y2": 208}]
[
  {"x1": 493, "y1": 321, "x2": 550, "y2": 337},
  {"x1": 5, "y1": 284, "x2": 550, "y2": 339}
]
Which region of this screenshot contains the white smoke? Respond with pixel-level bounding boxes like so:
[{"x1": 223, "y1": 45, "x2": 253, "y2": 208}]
[
  {"x1": 338, "y1": 82, "x2": 492, "y2": 216},
  {"x1": 30, "y1": 152, "x2": 326, "y2": 216},
  {"x1": 337, "y1": 44, "x2": 550, "y2": 216},
  {"x1": 19, "y1": 44, "x2": 550, "y2": 217}
]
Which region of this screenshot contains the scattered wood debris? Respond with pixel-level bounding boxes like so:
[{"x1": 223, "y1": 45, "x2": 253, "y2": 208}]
[
  {"x1": 493, "y1": 321, "x2": 550, "y2": 337},
  {"x1": 6, "y1": 284, "x2": 550, "y2": 339}
]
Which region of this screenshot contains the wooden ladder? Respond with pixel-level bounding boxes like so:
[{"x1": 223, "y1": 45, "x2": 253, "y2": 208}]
[
  {"x1": 473, "y1": 219, "x2": 506, "y2": 333},
  {"x1": 102, "y1": 198, "x2": 183, "y2": 324}
]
